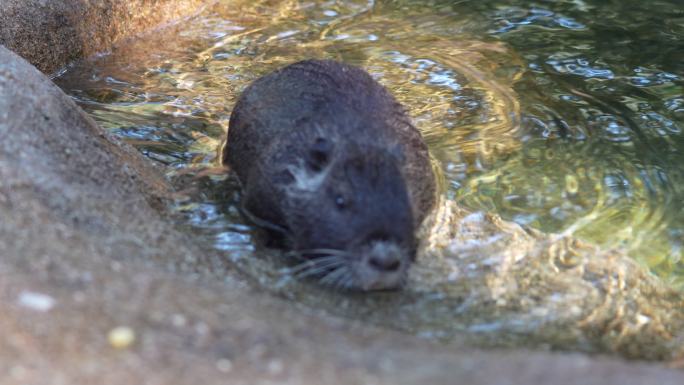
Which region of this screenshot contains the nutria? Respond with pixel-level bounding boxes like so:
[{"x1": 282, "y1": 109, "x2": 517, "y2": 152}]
[{"x1": 223, "y1": 59, "x2": 436, "y2": 290}]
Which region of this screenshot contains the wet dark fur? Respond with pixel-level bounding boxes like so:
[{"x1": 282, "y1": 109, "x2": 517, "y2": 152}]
[{"x1": 223, "y1": 59, "x2": 436, "y2": 289}]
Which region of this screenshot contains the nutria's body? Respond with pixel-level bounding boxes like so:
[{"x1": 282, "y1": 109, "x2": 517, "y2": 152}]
[{"x1": 223, "y1": 59, "x2": 436, "y2": 290}]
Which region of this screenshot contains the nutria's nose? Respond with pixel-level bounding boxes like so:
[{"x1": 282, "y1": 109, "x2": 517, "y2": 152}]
[
  {"x1": 360, "y1": 241, "x2": 407, "y2": 290},
  {"x1": 368, "y1": 252, "x2": 401, "y2": 272}
]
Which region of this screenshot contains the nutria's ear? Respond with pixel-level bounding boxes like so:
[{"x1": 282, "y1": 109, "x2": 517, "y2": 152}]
[{"x1": 307, "y1": 137, "x2": 332, "y2": 171}]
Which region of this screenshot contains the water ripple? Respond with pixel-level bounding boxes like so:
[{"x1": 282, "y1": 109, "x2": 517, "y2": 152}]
[
  {"x1": 492, "y1": 6, "x2": 586, "y2": 34},
  {"x1": 546, "y1": 56, "x2": 614, "y2": 79}
]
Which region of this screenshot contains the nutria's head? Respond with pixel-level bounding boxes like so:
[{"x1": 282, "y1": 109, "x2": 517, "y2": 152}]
[{"x1": 271, "y1": 136, "x2": 416, "y2": 291}]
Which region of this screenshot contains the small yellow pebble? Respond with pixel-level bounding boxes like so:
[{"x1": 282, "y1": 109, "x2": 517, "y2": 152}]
[{"x1": 108, "y1": 326, "x2": 136, "y2": 349}]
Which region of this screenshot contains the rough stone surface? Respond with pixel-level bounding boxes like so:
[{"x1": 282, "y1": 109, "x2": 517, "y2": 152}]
[
  {"x1": 1, "y1": 41, "x2": 684, "y2": 385},
  {"x1": 0, "y1": 0, "x2": 212, "y2": 74}
]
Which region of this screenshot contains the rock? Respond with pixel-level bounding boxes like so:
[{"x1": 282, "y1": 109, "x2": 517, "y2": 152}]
[
  {"x1": 423, "y1": 202, "x2": 684, "y2": 359},
  {"x1": 0, "y1": 0, "x2": 213, "y2": 74},
  {"x1": 1, "y1": 44, "x2": 684, "y2": 385}
]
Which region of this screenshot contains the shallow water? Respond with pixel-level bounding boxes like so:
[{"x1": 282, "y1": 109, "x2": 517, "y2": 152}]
[{"x1": 55, "y1": 0, "x2": 684, "y2": 358}]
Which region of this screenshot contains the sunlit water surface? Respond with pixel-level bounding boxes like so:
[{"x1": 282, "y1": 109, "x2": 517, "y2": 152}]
[{"x1": 56, "y1": 0, "x2": 684, "y2": 357}]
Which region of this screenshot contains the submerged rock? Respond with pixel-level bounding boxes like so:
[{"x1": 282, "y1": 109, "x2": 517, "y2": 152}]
[{"x1": 420, "y1": 201, "x2": 684, "y2": 360}]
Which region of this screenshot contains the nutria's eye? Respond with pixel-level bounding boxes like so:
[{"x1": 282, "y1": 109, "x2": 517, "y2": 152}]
[
  {"x1": 335, "y1": 195, "x2": 347, "y2": 209},
  {"x1": 307, "y1": 138, "x2": 331, "y2": 171}
]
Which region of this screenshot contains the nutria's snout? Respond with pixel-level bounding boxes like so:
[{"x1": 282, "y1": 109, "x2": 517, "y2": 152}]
[
  {"x1": 292, "y1": 239, "x2": 412, "y2": 291},
  {"x1": 282, "y1": 149, "x2": 417, "y2": 291},
  {"x1": 355, "y1": 240, "x2": 410, "y2": 291}
]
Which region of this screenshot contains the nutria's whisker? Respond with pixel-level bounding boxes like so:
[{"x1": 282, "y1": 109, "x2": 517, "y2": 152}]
[
  {"x1": 282, "y1": 251, "x2": 306, "y2": 261},
  {"x1": 319, "y1": 265, "x2": 349, "y2": 287},
  {"x1": 329, "y1": 267, "x2": 347, "y2": 289},
  {"x1": 341, "y1": 270, "x2": 357, "y2": 290},
  {"x1": 311, "y1": 248, "x2": 352, "y2": 257},
  {"x1": 318, "y1": 266, "x2": 341, "y2": 285},
  {"x1": 285, "y1": 254, "x2": 348, "y2": 278},
  {"x1": 335, "y1": 267, "x2": 354, "y2": 290},
  {"x1": 293, "y1": 259, "x2": 346, "y2": 278},
  {"x1": 285, "y1": 248, "x2": 352, "y2": 259},
  {"x1": 283, "y1": 248, "x2": 353, "y2": 278},
  {"x1": 286, "y1": 253, "x2": 343, "y2": 268},
  {"x1": 239, "y1": 205, "x2": 290, "y2": 236},
  {"x1": 287, "y1": 260, "x2": 331, "y2": 276}
]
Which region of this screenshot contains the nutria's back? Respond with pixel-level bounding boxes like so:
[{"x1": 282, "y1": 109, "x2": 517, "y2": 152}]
[{"x1": 223, "y1": 59, "x2": 436, "y2": 290}]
